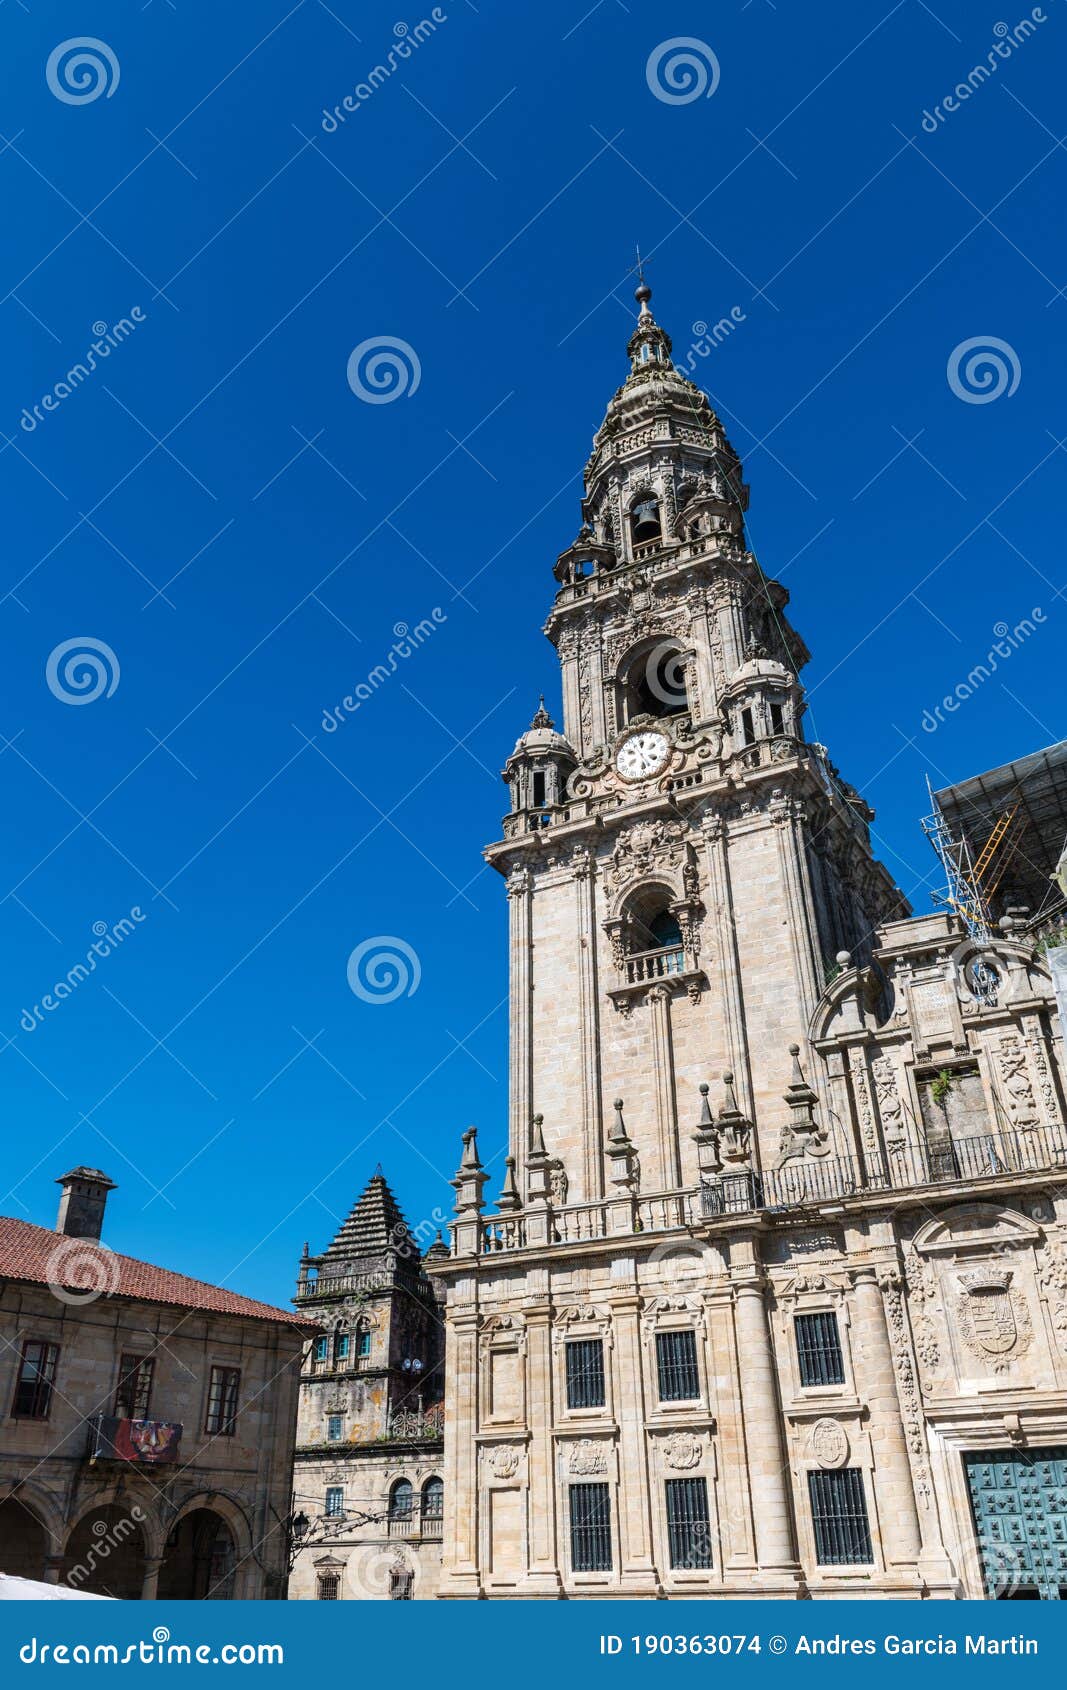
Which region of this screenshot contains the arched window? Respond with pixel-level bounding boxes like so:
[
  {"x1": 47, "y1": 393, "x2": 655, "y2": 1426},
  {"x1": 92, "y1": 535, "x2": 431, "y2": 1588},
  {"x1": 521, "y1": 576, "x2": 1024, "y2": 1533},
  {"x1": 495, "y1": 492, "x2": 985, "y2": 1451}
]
[
  {"x1": 389, "y1": 1479, "x2": 413, "y2": 1521},
  {"x1": 630, "y1": 494, "x2": 661, "y2": 546},
  {"x1": 334, "y1": 1331, "x2": 349, "y2": 1363},
  {"x1": 356, "y1": 1324, "x2": 372, "y2": 1359},
  {"x1": 622, "y1": 887, "x2": 686, "y2": 978},
  {"x1": 422, "y1": 1477, "x2": 444, "y2": 1520},
  {"x1": 621, "y1": 641, "x2": 689, "y2": 722}
]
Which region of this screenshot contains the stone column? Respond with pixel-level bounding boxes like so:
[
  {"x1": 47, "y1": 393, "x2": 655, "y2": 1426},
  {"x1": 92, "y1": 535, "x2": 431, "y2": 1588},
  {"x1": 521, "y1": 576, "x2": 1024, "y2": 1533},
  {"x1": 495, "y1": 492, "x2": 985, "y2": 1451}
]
[
  {"x1": 731, "y1": 1261, "x2": 801, "y2": 1583},
  {"x1": 610, "y1": 1293, "x2": 658, "y2": 1592},
  {"x1": 574, "y1": 849, "x2": 604, "y2": 1201},
  {"x1": 507, "y1": 869, "x2": 533, "y2": 1189},
  {"x1": 43, "y1": 1553, "x2": 64, "y2": 1586},
  {"x1": 648, "y1": 985, "x2": 680, "y2": 1190},
  {"x1": 140, "y1": 1555, "x2": 163, "y2": 1601},
  {"x1": 850, "y1": 1267, "x2": 922, "y2": 1570},
  {"x1": 523, "y1": 1305, "x2": 562, "y2": 1593},
  {"x1": 770, "y1": 797, "x2": 824, "y2": 1035},
  {"x1": 438, "y1": 1305, "x2": 482, "y2": 1597}
]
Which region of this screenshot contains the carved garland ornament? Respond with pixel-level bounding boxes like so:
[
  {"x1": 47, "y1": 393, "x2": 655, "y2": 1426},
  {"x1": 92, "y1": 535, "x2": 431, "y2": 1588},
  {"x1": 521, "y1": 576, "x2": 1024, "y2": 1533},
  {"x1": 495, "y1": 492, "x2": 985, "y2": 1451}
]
[{"x1": 877, "y1": 1269, "x2": 933, "y2": 1506}]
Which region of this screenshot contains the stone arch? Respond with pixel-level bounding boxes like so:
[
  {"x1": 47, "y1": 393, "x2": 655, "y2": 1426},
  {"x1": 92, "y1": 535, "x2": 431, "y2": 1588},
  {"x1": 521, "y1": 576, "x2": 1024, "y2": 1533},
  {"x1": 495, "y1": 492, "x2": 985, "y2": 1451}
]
[
  {"x1": 911, "y1": 1202, "x2": 1042, "y2": 1258},
  {"x1": 615, "y1": 634, "x2": 690, "y2": 723},
  {"x1": 159, "y1": 1493, "x2": 253, "y2": 1600},
  {"x1": 61, "y1": 1500, "x2": 150, "y2": 1600},
  {"x1": 0, "y1": 1494, "x2": 52, "y2": 1580}
]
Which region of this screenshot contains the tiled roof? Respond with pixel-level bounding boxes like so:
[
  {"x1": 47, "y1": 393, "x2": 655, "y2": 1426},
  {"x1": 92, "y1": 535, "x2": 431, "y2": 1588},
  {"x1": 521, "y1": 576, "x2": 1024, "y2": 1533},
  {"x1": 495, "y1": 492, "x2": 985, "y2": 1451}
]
[{"x1": 0, "y1": 1215, "x2": 313, "y2": 1325}]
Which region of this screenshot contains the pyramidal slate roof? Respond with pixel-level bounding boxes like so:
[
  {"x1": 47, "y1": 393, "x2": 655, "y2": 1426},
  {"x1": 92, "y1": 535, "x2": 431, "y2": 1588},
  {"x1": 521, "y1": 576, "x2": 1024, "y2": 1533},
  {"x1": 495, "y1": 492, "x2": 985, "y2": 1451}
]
[{"x1": 323, "y1": 1170, "x2": 417, "y2": 1261}]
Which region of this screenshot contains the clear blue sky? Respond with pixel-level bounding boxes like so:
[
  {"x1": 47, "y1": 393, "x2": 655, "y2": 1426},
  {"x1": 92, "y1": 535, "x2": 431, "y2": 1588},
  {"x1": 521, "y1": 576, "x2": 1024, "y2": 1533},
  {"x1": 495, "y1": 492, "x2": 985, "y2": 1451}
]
[{"x1": 1, "y1": 1, "x2": 1063, "y2": 1306}]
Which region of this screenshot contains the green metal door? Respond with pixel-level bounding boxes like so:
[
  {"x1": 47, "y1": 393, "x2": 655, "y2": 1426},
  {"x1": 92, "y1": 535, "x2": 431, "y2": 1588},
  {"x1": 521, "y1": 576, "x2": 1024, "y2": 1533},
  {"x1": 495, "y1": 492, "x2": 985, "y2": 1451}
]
[{"x1": 964, "y1": 1447, "x2": 1067, "y2": 1599}]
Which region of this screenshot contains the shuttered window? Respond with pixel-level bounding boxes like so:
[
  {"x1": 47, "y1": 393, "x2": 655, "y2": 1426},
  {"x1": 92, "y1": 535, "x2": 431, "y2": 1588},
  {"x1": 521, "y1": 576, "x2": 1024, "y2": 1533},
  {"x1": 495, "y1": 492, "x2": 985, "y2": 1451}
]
[
  {"x1": 808, "y1": 1468, "x2": 873, "y2": 1565},
  {"x1": 795, "y1": 1312, "x2": 845, "y2": 1387},
  {"x1": 565, "y1": 1339, "x2": 605, "y2": 1409},
  {"x1": 569, "y1": 1482, "x2": 612, "y2": 1572},
  {"x1": 665, "y1": 1478, "x2": 712, "y2": 1570},
  {"x1": 655, "y1": 1330, "x2": 700, "y2": 1401}
]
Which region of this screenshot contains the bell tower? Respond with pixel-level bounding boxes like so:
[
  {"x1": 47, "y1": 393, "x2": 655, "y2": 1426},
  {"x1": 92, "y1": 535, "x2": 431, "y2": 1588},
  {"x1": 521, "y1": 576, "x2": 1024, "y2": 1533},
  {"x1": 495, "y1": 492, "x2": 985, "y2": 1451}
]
[{"x1": 487, "y1": 280, "x2": 905, "y2": 1206}]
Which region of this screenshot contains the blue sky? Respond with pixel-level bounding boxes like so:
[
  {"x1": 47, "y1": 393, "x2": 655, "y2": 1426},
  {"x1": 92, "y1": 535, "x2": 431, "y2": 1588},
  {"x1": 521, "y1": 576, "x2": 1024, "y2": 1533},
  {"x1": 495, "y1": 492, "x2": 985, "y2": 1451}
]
[{"x1": 1, "y1": 0, "x2": 1063, "y2": 1306}]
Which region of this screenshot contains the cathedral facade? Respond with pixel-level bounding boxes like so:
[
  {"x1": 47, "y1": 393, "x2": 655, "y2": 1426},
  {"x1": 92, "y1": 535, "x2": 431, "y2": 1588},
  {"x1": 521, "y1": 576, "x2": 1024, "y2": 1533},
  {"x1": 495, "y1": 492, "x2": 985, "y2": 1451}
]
[{"x1": 428, "y1": 283, "x2": 1067, "y2": 1600}]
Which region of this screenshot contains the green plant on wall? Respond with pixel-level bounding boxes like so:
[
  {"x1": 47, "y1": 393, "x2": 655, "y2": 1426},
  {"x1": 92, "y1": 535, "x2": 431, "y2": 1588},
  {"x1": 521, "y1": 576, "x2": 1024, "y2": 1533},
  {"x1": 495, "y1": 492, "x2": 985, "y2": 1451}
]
[{"x1": 929, "y1": 1069, "x2": 955, "y2": 1109}]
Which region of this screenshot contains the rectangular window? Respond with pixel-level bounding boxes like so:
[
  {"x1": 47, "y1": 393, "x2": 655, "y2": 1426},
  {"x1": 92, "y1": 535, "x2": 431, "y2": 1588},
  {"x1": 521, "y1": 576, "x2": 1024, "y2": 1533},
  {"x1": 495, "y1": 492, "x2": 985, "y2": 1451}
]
[
  {"x1": 357, "y1": 1329, "x2": 372, "y2": 1358},
  {"x1": 204, "y1": 1366, "x2": 240, "y2": 1437},
  {"x1": 565, "y1": 1339, "x2": 605, "y2": 1410},
  {"x1": 12, "y1": 1341, "x2": 59, "y2": 1420},
  {"x1": 532, "y1": 771, "x2": 546, "y2": 808},
  {"x1": 569, "y1": 1482, "x2": 612, "y2": 1572},
  {"x1": 741, "y1": 707, "x2": 755, "y2": 745},
  {"x1": 313, "y1": 1336, "x2": 329, "y2": 1363},
  {"x1": 795, "y1": 1311, "x2": 846, "y2": 1388},
  {"x1": 665, "y1": 1477, "x2": 713, "y2": 1570},
  {"x1": 770, "y1": 701, "x2": 784, "y2": 734},
  {"x1": 655, "y1": 1330, "x2": 700, "y2": 1402},
  {"x1": 114, "y1": 1353, "x2": 154, "y2": 1418},
  {"x1": 335, "y1": 1334, "x2": 349, "y2": 1362},
  {"x1": 808, "y1": 1468, "x2": 874, "y2": 1565},
  {"x1": 317, "y1": 1573, "x2": 339, "y2": 1600},
  {"x1": 327, "y1": 1414, "x2": 343, "y2": 1442},
  {"x1": 324, "y1": 1486, "x2": 344, "y2": 1519},
  {"x1": 389, "y1": 1568, "x2": 413, "y2": 1599}
]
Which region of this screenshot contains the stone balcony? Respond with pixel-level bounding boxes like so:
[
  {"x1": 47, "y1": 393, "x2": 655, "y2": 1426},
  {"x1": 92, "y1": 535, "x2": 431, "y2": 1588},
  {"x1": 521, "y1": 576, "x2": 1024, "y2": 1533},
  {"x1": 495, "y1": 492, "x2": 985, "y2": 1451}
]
[{"x1": 456, "y1": 1122, "x2": 1067, "y2": 1258}]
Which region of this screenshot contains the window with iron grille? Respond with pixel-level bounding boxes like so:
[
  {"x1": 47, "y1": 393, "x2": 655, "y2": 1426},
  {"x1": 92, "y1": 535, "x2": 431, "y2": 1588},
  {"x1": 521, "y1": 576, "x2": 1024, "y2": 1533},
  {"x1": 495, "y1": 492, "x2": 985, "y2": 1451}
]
[
  {"x1": 655, "y1": 1330, "x2": 700, "y2": 1402},
  {"x1": 317, "y1": 1573, "x2": 340, "y2": 1600},
  {"x1": 569, "y1": 1482, "x2": 612, "y2": 1572},
  {"x1": 324, "y1": 1486, "x2": 344, "y2": 1519},
  {"x1": 114, "y1": 1353, "x2": 154, "y2": 1418},
  {"x1": 665, "y1": 1478, "x2": 713, "y2": 1570},
  {"x1": 389, "y1": 1568, "x2": 413, "y2": 1599},
  {"x1": 565, "y1": 1338, "x2": 605, "y2": 1409},
  {"x1": 808, "y1": 1468, "x2": 873, "y2": 1565},
  {"x1": 204, "y1": 1366, "x2": 240, "y2": 1436},
  {"x1": 12, "y1": 1340, "x2": 59, "y2": 1419},
  {"x1": 795, "y1": 1311, "x2": 845, "y2": 1388}
]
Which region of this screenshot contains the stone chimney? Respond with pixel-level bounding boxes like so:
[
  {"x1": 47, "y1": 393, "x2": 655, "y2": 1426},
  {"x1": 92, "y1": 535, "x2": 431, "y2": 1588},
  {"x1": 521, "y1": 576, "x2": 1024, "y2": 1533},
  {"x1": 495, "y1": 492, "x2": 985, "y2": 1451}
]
[{"x1": 55, "y1": 1167, "x2": 117, "y2": 1241}]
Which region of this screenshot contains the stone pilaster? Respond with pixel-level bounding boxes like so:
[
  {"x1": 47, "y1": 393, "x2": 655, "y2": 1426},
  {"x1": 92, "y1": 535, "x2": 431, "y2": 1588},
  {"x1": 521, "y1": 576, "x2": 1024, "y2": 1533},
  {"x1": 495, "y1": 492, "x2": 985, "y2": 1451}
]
[
  {"x1": 507, "y1": 868, "x2": 533, "y2": 1186},
  {"x1": 849, "y1": 1266, "x2": 923, "y2": 1574},
  {"x1": 523, "y1": 1305, "x2": 563, "y2": 1594},
  {"x1": 610, "y1": 1292, "x2": 659, "y2": 1593},
  {"x1": 701, "y1": 812, "x2": 757, "y2": 1131},
  {"x1": 574, "y1": 850, "x2": 604, "y2": 1201},
  {"x1": 438, "y1": 1305, "x2": 482, "y2": 1598},
  {"x1": 648, "y1": 984, "x2": 680, "y2": 1190}
]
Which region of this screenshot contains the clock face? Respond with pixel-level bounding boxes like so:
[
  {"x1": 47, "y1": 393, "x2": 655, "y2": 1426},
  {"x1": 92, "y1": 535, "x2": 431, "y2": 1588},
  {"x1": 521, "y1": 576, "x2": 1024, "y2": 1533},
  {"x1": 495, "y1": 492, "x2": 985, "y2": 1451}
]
[{"x1": 616, "y1": 730, "x2": 670, "y2": 781}]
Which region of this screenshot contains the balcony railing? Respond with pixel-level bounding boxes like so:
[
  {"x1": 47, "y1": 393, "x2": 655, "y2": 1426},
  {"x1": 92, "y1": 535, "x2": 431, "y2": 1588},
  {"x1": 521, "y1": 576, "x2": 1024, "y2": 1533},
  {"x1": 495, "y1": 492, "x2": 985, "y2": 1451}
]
[
  {"x1": 625, "y1": 945, "x2": 686, "y2": 984},
  {"x1": 458, "y1": 1124, "x2": 1067, "y2": 1256}
]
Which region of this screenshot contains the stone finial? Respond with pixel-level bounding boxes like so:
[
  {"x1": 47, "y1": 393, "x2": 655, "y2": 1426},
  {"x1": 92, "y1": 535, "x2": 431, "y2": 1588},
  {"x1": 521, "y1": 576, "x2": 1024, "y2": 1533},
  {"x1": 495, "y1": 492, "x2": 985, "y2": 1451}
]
[
  {"x1": 529, "y1": 1112, "x2": 548, "y2": 1160},
  {"x1": 697, "y1": 1082, "x2": 714, "y2": 1128},
  {"x1": 778, "y1": 1042, "x2": 828, "y2": 1162},
  {"x1": 527, "y1": 1114, "x2": 552, "y2": 1206},
  {"x1": 836, "y1": 949, "x2": 852, "y2": 968},
  {"x1": 451, "y1": 1126, "x2": 488, "y2": 1215},
  {"x1": 530, "y1": 696, "x2": 554, "y2": 731},
  {"x1": 609, "y1": 1098, "x2": 629, "y2": 1143},
  {"x1": 497, "y1": 1155, "x2": 521, "y2": 1213},
  {"x1": 716, "y1": 1072, "x2": 753, "y2": 1167}
]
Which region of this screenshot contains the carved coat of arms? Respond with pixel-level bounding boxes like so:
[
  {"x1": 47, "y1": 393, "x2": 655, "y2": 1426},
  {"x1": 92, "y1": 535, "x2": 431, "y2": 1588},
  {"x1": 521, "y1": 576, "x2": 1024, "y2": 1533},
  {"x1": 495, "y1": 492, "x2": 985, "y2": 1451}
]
[{"x1": 956, "y1": 1267, "x2": 1032, "y2": 1372}]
